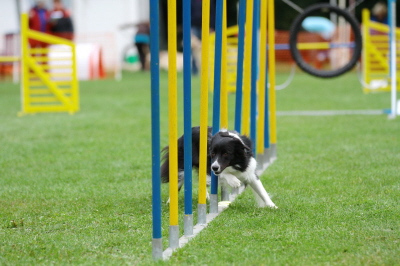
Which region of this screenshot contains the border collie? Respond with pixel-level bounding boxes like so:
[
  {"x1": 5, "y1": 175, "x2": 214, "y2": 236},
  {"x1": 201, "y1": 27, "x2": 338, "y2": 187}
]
[{"x1": 161, "y1": 126, "x2": 277, "y2": 208}]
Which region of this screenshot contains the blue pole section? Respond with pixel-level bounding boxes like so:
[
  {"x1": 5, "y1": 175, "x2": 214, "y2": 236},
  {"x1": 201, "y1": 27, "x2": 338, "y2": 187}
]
[
  {"x1": 250, "y1": 0, "x2": 260, "y2": 154},
  {"x1": 235, "y1": 0, "x2": 246, "y2": 133},
  {"x1": 150, "y1": 0, "x2": 162, "y2": 260},
  {"x1": 183, "y1": 0, "x2": 192, "y2": 218},
  {"x1": 211, "y1": 0, "x2": 223, "y2": 198}
]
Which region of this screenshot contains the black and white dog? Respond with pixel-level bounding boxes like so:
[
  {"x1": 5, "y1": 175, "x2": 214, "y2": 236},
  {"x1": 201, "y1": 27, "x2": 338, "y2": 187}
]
[{"x1": 161, "y1": 126, "x2": 277, "y2": 208}]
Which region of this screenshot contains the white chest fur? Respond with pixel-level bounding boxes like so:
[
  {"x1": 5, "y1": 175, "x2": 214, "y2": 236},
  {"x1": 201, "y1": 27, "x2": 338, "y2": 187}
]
[{"x1": 221, "y1": 157, "x2": 258, "y2": 184}]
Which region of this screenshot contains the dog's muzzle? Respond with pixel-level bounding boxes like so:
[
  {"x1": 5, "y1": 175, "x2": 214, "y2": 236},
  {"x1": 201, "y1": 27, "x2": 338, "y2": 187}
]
[{"x1": 211, "y1": 162, "x2": 221, "y2": 175}]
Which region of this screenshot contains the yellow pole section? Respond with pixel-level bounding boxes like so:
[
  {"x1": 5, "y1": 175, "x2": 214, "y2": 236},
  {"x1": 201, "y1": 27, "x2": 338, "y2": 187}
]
[
  {"x1": 27, "y1": 29, "x2": 74, "y2": 46},
  {"x1": 362, "y1": 9, "x2": 371, "y2": 93},
  {"x1": 167, "y1": 0, "x2": 179, "y2": 226},
  {"x1": 0, "y1": 56, "x2": 20, "y2": 62},
  {"x1": 241, "y1": 0, "x2": 254, "y2": 135},
  {"x1": 21, "y1": 13, "x2": 29, "y2": 114},
  {"x1": 268, "y1": 0, "x2": 277, "y2": 144},
  {"x1": 220, "y1": 0, "x2": 228, "y2": 129},
  {"x1": 71, "y1": 44, "x2": 79, "y2": 112},
  {"x1": 257, "y1": 0, "x2": 267, "y2": 154},
  {"x1": 297, "y1": 42, "x2": 331, "y2": 50},
  {"x1": 199, "y1": 0, "x2": 210, "y2": 205}
]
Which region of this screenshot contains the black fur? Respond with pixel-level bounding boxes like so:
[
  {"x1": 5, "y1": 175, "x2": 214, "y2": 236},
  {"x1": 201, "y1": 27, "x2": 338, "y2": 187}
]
[{"x1": 160, "y1": 126, "x2": 211, "y2": 184}]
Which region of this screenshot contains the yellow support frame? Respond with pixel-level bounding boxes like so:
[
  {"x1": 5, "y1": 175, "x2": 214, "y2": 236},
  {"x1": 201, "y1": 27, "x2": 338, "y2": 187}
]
[
  {"x1": 20, "y1": 13, "x2": 79, "y2": 115},
  {"x1": 362, "y1": 9, "x2": 400, "y2": 93}
]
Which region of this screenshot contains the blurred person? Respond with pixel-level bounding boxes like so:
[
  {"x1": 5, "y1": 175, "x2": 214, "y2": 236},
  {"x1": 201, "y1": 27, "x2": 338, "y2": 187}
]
[
  {"x1": 134, "y1": 22, "x2": 150, "y2": 71},
  {"x1": 28, "y1": 1, "x2": 50, "y2": 48},
  {"x1": 49, "y1": 0, "x2": 74, "y2": 40},
  {"x1": 121, "y1": 21, "x2": 150, "y2": 71},
  {"x1": 371, "y1": 2, "x2": 388, "y2": 24}
]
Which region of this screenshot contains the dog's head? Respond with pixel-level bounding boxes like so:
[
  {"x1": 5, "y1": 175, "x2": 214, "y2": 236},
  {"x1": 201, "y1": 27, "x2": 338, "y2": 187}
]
[{"x1": 209, "y1": 130, "x2": 251, "y2": 175}]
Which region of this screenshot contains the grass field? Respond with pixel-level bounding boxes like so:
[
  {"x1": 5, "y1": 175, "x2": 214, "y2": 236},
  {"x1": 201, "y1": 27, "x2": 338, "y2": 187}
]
[{"x1": 0, "y1": 71, "x2": 399, "y2": 265}]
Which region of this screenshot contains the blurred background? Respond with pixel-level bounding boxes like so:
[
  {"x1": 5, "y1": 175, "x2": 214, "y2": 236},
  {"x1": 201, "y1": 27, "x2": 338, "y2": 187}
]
[{"x1": 1, "y1": 0, "x2": 399, "y2": 80}]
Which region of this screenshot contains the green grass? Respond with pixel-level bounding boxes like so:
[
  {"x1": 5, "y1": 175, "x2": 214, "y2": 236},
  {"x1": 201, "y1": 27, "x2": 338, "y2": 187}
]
[{"x1": 0, "y1": 71, "x2": 399, "y2": 265}]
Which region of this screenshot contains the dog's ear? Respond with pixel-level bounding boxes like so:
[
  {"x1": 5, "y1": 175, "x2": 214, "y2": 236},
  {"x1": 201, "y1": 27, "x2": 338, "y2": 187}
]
[
  {"x1": 241, "y1": 142, "x2": 251, "y2": 154},
  {"x1": 237, "y1": 135, "x2": 252, "y2": 154}
]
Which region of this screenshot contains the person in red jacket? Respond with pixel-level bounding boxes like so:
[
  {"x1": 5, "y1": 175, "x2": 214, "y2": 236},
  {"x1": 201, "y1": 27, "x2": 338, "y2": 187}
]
[
  {"x1": 28, "y1": 1, "x2": 50, "y2": 48},
  {"x1": 49, "y1": 0, "x2": 74, "y2": 40}
]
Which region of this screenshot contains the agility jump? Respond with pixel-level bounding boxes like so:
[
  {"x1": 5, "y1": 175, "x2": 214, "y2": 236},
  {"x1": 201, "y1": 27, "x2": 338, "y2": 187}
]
[{"x1": 0, "y1": 13, "x2": 79, "y2": 115}]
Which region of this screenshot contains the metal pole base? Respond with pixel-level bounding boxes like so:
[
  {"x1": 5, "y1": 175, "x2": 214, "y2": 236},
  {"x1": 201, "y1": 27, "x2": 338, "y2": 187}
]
[
  {"x1": 152, "y1": 238, "x2": 163, "y2": 260},
  {"x1": 184, "y1": 214, "x2": 193, "y2": 237},
  {"x1": 210, "y1": 194, "x2": 218, "y2": 213},
  {"x1": 221, "y1": 186, "x2": 230, "y2": 201},
  {"x1": 197, "y1": 203, "x2": 207, "y2": 225},
  {"x1": 169, "y1": 225, "x2": 179, "y2": 249}
]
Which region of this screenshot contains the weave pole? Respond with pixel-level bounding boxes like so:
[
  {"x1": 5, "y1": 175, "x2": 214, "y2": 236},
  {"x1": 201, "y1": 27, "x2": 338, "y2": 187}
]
[
  {"x1": 198, "y1": 0, "x2": 211, "y2": 224},
  {"x1": 210, "y1": 0, "x2": 224, "y2": 213},
  {"x1": 268, "y1": 0, "x2": 278, "y2": 159},
  {"x1": 241, "y1": 0, "x2": 254, "y2": 136},
  {"x1": 220, "y1": 0, "x2": 230, "y2": 202},
  {"x1": 234, "y1": 0, "x2": 246, "y2": 133},
  {"x1": 183, "y1": 0, "x2": 193, "y2": 237},
  {"x1": 257, "y1": 0, "x2": 268, "y2": 155},
  {"x1": 268, "y1": 1, "x2": 277, "y2": 161},
  {"x1": 250, "y1": 0, "x2": 260, "y2": 155},
  {"x1": 167, "y1": 0, "x2": 179, "y2": 249},
  {"x1": 150, "y1": 0, "x2": 162, "y2": 260}
]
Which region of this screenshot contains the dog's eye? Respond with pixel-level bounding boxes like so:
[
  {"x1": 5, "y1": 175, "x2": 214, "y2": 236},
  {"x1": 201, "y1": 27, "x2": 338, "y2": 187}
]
[
  {"x1": 210, "y1": 153, "x2": 215, "y2": 158},
  {"x1": 223, "y1": 153, "x2": 229, "y2": 157}
]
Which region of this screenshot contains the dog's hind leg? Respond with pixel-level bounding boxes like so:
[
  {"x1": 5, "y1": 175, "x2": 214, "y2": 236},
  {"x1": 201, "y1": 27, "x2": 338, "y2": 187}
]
[
  {"x1": 248, "y1": 179, "x2": 277, "y2": 208},
  {"x1": 178, "y1": 171, "x2": 184, "y2": 191}
]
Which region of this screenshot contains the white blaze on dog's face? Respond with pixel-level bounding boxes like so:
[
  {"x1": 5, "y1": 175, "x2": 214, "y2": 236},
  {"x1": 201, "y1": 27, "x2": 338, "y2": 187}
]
[{"x1": 209, "y1": 131, "x2": 251, "y2": 175}]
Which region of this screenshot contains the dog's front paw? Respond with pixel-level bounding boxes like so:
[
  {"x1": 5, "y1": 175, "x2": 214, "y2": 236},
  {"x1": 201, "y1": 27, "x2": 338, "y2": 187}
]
[{"x1": 226, "y1": 177, "x2": 241, "y2": 188}]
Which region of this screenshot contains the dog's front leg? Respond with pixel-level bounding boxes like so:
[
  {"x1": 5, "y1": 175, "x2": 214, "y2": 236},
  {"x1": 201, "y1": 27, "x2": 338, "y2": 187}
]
[
  {"x1": 219, "y1": 173, "x2": 242, "y2": 188},
  {"x1": 248, "y1": 178, "x2": 277, "y2": 208}
]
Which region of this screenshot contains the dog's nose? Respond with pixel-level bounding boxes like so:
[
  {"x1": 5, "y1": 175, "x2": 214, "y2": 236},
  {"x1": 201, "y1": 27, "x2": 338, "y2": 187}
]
[{"x1": 212, "y1": 165, "x2": 219, "y2": 172}]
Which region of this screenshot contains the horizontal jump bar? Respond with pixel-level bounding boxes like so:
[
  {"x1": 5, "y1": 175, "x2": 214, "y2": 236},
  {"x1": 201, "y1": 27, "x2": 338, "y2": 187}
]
[{"x1": 273, "y1": 42, "x2": 356, "y2": 50}]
